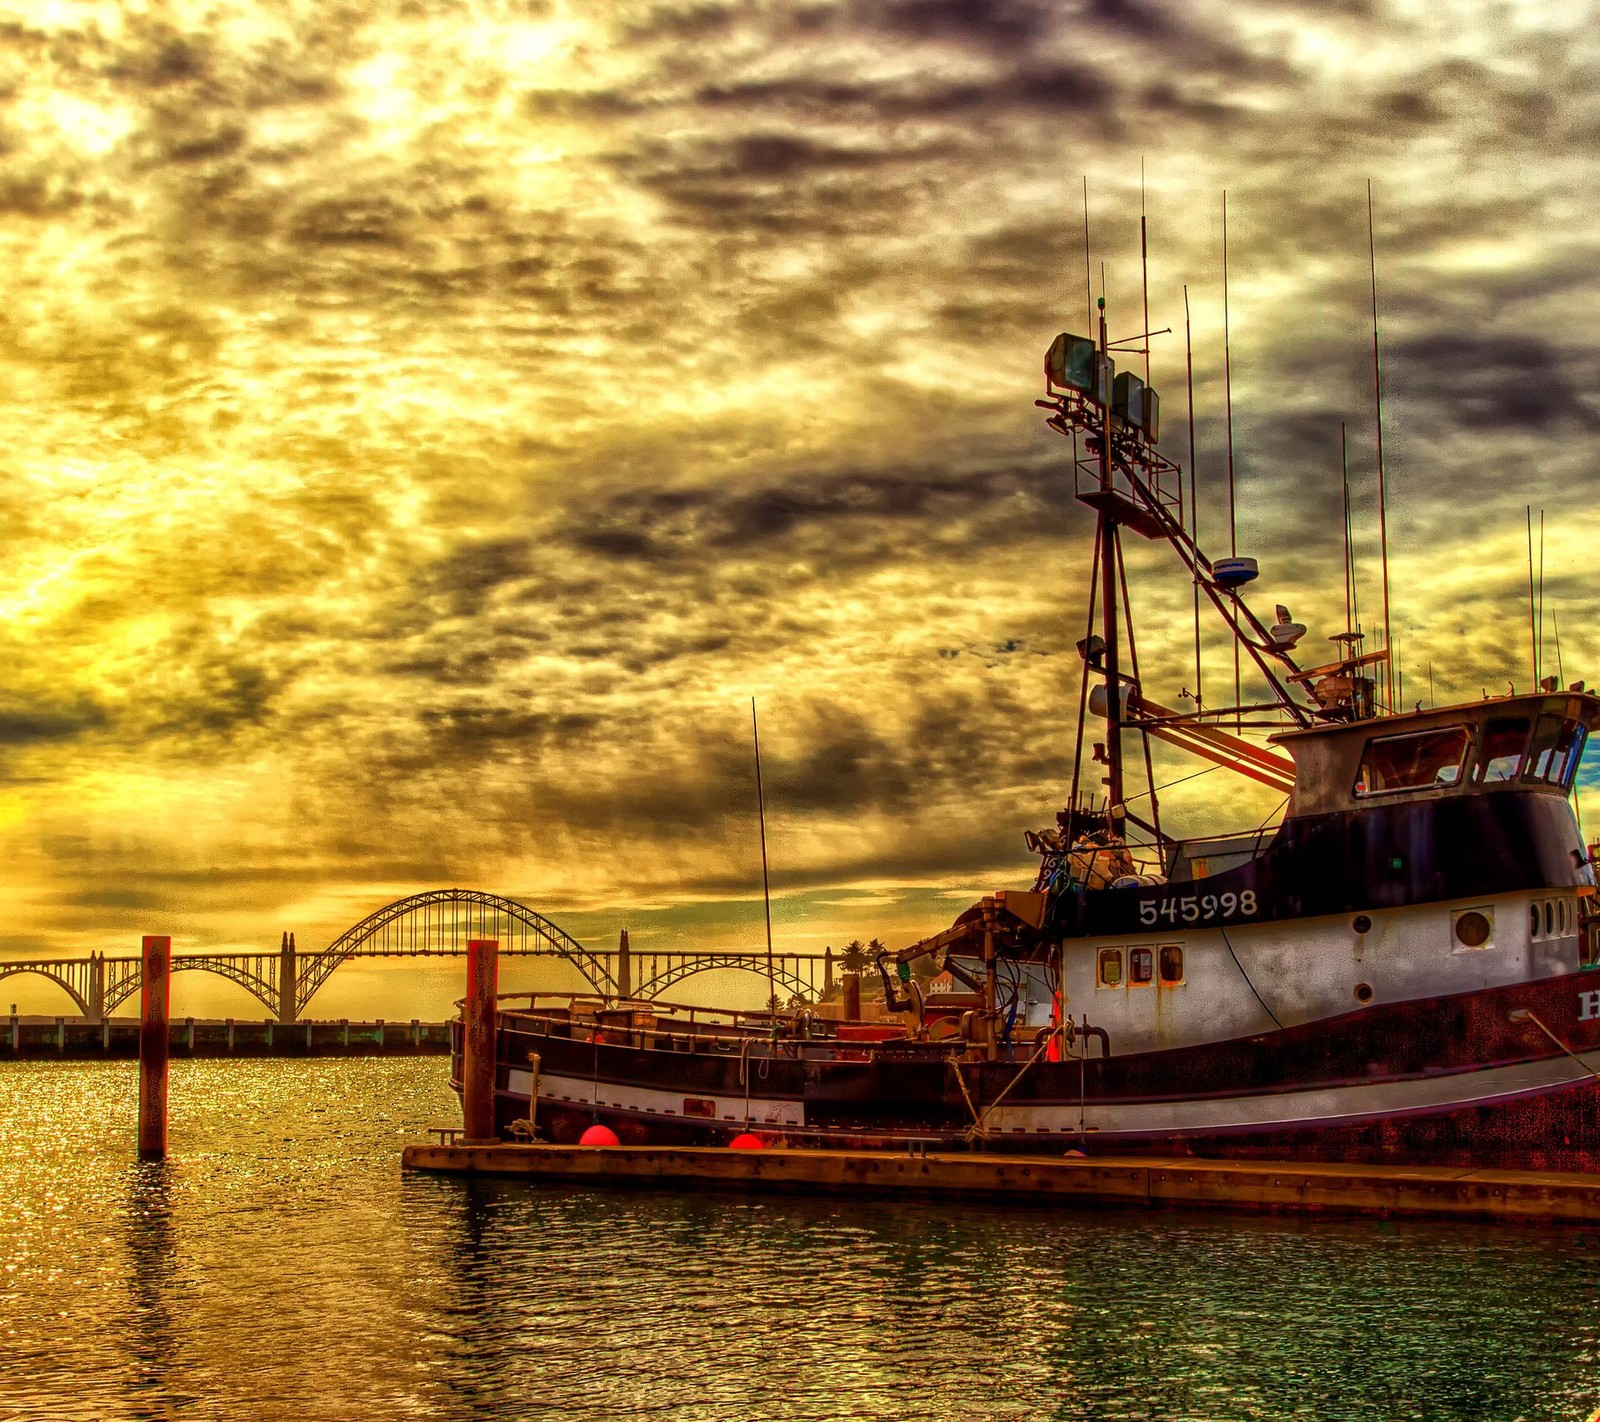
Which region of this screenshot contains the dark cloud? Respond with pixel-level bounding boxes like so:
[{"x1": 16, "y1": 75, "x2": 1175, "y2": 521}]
[
  {"x1": 1391, "y1": 333, "x2": 1600, "y2": 434},
  {"x1": 0, "y1": 703, "x2": 107, "y2": 748}
]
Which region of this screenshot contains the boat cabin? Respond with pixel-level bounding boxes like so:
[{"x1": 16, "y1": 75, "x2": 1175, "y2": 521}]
[{"x1": 1272, "y1": 691, "x2": 1595, "y2": 820}]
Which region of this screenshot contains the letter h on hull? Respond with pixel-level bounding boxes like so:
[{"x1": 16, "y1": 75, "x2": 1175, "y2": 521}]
[{"x1": 1579, "y1": 990, "x2": 1600, "y2": 1022}]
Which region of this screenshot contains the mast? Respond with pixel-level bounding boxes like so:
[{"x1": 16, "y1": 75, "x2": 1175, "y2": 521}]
[{"x1": 1096, "y1": 298, "x2": 1124, "y2": 812}]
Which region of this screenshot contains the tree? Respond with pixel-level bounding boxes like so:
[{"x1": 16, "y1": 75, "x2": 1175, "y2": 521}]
[{"x1": 841, "y1": 939, "x2": 868, "y2": 973}]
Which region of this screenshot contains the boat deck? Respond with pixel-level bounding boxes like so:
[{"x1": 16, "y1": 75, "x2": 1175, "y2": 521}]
[{"x1": 400, "y1": 1141, "x2": 1600, "y2": 1224}]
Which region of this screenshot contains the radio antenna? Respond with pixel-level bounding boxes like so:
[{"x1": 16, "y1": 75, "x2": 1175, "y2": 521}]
[
  {"x1": 1222, "y1": 191, "x2": 1239, "y2": 725},
  {"x1": 1140, "y1": 159, "x2": 1151, "y2": 388},
  {"x1": 1368, "y1": 180, "x2": 1394, "y2": 712},
  {"x1": 1525, "y1": 506, "x2": 1539, "y2": 687},
  {"x1": 751, "y1": 698, "x2": 778, "y2": 1020},
  {"x1": 1538, "y1": 508, "x2": 1546, "y2": 686},
  {"x1": 1082, "y1": 176, "x2": 1093, "y2": 331},
  {"x1": 1184, "y1": 284, "x2": 1201, "y2": 704},
  {"x1": 1340, "y1": 423, "x2": 1352, "y2": 634}
]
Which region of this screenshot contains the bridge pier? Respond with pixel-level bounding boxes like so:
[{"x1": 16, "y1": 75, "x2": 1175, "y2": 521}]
[
  {"x1": 86, "y1": 952, "x2": 105, "y2": 1024},
  {"x1": 618, "y1": 929, "x2": 631, "y2": 999},
  {"x1": 278, "y1": 932, "x2": 297, "y2": 1024}
]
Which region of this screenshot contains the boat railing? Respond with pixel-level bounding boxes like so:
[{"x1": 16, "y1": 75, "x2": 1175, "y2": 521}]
[
  {"x1": 484, "y1": 990, "x2": 781, "y2": 1029},
  {"x1": 457, "y1": 990, "x2": 938, "y2": 1059}
]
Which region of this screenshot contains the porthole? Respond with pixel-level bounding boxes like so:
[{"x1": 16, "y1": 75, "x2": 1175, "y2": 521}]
[
  {"x1": 1354, "y1": 982, "x2": 1374, "y2": 1004},
  {"x1": 1531, "y1": 903, "x2": 1542, "y2": 938},
  {"x1": 1352, "y1": 914, "x2": 1373, "y2": 935},
  {"x1": 1560, "y1": 899, "x2": 1570, "y2": 936},
  {"x1": 1455, "y1": 910, "x2": 1492, "y2": 948},
  {"x1": 1545, "y1": 901, "x2": 1555, "y2": 938}
]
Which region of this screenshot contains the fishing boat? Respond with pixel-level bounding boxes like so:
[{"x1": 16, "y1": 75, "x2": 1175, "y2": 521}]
[{"x1": 453, "y1": 300, "x2": 1600, "y2": 1172}]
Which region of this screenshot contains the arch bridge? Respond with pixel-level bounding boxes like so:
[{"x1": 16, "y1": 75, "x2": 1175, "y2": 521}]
[{"x1": 0, "y1": 890, "x2": 834, "y2": 1021}]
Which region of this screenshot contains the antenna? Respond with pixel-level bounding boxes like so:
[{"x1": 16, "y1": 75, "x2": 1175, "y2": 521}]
[
  {"x1": 1083, "y1": 176, "x2": 1093, "y2": 332},
  {"x1": 1184, "y1": 284, "x2": 1201, "y2": 704},
  {"x1": 1526, "y1": 505, "x2": 1538, "y2": 687},
  {"x1": 751, "y1": 698, "x2": 778, "y2": 1019},
  {"x1": 1368, "y1": 180, "x2": 1394, "y2": 713},
  {"x1": 1538, "y1": 508, "x2": 1546, "y2": 684},
  {"x1": 1140, "y1": 159, "x2": 1151, "y2": 388},
  {"x1": 1222, "y1": 191, "x2": 1239, "y2": 724},
  {"x1": 1340, "y1": 422, "x2": 1354, "y2": 637},
  {"x1": 1554, "y1": 606, "x2": 1565, "y2": 688}
]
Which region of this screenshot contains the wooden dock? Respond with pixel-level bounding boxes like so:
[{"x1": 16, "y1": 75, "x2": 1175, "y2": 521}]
[{"x1": 400, "y1": 1141, "x2": 1600, "y2": 1224}]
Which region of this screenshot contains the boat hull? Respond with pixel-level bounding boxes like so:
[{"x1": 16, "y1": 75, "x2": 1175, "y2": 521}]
[{"x1": 457, "y1": 970, "x2": 1600, "y2": 1172}]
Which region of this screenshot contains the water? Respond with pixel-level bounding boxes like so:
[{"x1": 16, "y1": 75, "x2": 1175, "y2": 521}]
[{"x1": 1, "y1": 1061, "x2": 1597, "y2": 1422}]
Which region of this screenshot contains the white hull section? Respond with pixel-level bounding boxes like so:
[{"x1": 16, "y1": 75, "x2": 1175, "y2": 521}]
[
  {"x1": 986, "y1": 1050, "x2": 1600, "y2": 1138},
  {"x1": 509, "y1": 1067, "x2": 807, "y2": 1127},
  {"x1": 513, "y1": 1053, "x2": 1600, "y2": 1141}
]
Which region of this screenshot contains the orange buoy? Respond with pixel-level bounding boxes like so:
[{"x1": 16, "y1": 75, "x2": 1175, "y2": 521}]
[
  {"x1": 729, "y1": 1132, "x2": 765, "y2": 1150},
  {"x1": 579, "y1": 1124, "x2": 620, "y2": 1146}
]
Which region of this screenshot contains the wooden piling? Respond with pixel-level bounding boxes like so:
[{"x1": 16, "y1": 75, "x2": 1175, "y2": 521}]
[
  {"x1": 843, "y1": 972, "x2": 861, "y2": 1020},
  {"x1": 462, "y1": 938, "x2": 499, "y2": 1143},
  {"x1": 138, "y1": 934, "x2": 171, "y2": 1159}
]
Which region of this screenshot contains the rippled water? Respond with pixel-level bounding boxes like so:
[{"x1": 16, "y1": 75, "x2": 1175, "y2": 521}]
[{"x1": 2, "y1": 1060, "x2": 1599, "y2": 1421}]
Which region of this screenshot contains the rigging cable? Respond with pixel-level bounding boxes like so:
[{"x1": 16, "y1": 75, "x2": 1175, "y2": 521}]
[{"x1": 1218, "y1": 921, "x2": 1283, "y2": 1031}]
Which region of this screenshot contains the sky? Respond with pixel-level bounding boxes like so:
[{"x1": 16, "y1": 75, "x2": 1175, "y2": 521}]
[{"x1": 1, "y1": 0, "x2": 1597, "y2": 1017}]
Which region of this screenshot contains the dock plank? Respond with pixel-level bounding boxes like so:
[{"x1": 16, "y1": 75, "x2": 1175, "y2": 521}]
[{"x1": 399, "y1": 1143, "x2": 1600, "y2": 1224}]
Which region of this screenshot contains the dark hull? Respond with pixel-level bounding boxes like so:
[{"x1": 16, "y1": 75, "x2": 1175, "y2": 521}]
[
  {"x1": 1060, "y1": 788, "x2": 1590, "y2": 938},
  {"x1": 459, "y1": 969, "x2": 1600, "y2": 1173}
]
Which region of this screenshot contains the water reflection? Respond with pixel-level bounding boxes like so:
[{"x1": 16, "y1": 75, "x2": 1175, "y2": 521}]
[
  {"x1": 3, "y1": 1060, "x2": 1599, "y2": 1421},
  {"x1": 120, "y1": 1161, "x2": 188, "y2": 1414}
]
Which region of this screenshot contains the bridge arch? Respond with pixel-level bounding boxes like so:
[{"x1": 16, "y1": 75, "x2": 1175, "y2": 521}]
[
  {"x1": 295, "y1": 888, "x2": 615, "y2": 1014},
  {"x1": 100, "y1": 956, "x2": 280, "y2": 1018},
  {"x1": 635, "y1": 954, "x2": 814, "y2": 1004},
  {"x1": 0, "y1": 963, "x2": 90, "y2": 1015}
]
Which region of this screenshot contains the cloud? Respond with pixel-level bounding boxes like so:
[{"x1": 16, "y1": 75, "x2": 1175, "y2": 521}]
[{"x1": 0, "y1": 0, "x2": 1594, "y2": 981}]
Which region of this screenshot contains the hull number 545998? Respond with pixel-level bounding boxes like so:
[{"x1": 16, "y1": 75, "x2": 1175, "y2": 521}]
[{"x1": 1139, "y1": 890, "x2": 1259, "y2": 927}]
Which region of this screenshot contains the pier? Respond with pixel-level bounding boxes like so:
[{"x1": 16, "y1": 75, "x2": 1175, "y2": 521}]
[
  {"x1": 3, "y1": 1013, "x2": 449, "y2": 1060},
  {"x1": 400, "y1": 1141, "x2": 1600, "y2": 1225}
]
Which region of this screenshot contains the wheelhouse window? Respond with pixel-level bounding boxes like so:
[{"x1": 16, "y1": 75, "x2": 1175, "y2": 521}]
[
  {"x1": 1097, "y1": 948, "x2": 1123, "y2": 987},
  {"x1": 1353, "y1": 726, "x2": 1471, "y2": 797},
  {"x1": 1475, "y1": 717, "x2": 1530, "y2": 783},
  {"x1": 1523, "y1": 713, "x2": 1587, "y2": 788},
  {"x1": 1129, "y1": 947, "x2": 1154, "y2": 985},
  {"x1": 1159, "y1": 945, "x2": 1185, "y2": 984}
]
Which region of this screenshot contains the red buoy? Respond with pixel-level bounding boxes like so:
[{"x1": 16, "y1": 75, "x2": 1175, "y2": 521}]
[
  {"x1": 579, "y1": 1124, "x2": 620, "y2": 1147},
  {"x1": 729, "y1": 1132, "x2": 765, "y2": 1150}
]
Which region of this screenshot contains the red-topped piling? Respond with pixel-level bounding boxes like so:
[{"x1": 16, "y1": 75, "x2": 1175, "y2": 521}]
[
  {"x1": 138, "y1": 935, "x2": 171, "y2": 1159},
  {"x1": 462, "y1": 938, "x2": 499, "y2": 1142}
]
